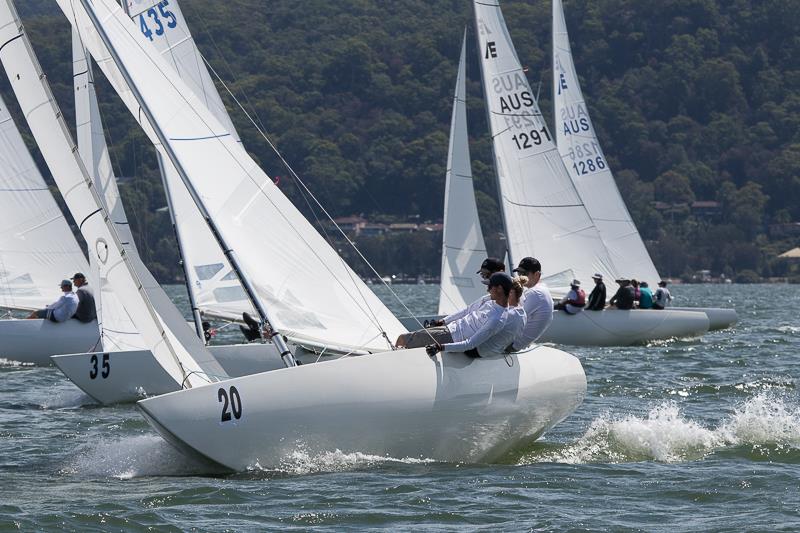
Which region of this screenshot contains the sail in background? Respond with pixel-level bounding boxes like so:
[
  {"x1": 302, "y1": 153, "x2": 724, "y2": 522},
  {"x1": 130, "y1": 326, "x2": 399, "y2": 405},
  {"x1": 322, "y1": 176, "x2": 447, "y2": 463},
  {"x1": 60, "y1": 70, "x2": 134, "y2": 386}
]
[
  {"x1": 552, "y1": 0, "x2": 659, "y2": 284},
  {"x1": 0, "y1": 92, "x2": 88, "y2": 311},
  {"x1": 473, "y1": 0, "x2": 616, "y2": 295},
  {"x1": 62, "y1": 0, "x2": 406, "y2": 352},
  {"x1": 438, "y1": 32, "x2": 488, "y2": 316}
]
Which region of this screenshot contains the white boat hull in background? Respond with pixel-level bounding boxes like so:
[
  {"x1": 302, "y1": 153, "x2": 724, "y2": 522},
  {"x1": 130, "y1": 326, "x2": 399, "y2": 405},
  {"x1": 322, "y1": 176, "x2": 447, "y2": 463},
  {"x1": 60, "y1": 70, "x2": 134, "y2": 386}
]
[
  {"x1": 138, "y1": 346, "x2": 587, "y2": 471},
  {"x1": 0, "y1": 319, "x2": 100, "y2": 365},
  {"x1": 672, "y1": 307, "x2": 737, "y2": 330},
  {"x1": 539, "y1": 309, "x2": 710, "y2": 346},
  {"x1": 52, "y1": 343, "x2": 304, "y2": 405}
]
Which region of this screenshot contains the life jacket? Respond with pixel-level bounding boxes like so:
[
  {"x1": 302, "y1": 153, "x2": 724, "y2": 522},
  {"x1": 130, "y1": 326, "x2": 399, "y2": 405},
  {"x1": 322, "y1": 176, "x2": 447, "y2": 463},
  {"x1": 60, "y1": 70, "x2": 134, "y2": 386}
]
[{"x1": 569, "y1": 288, "x2": 586, "y2": 307}]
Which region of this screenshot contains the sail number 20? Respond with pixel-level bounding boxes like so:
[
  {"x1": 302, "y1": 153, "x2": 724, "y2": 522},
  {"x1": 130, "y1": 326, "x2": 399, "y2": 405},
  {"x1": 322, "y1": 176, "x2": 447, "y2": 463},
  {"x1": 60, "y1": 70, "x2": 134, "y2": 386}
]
[
  {"x1": 511, "y1": 127, "x2": 551, "y2": 151},
  {"x1": 218, "y1": 386, "x2": 242, "y2": 422},
  {"x1": 139, "y1": 0, "x2": 178, "y2": 42}
]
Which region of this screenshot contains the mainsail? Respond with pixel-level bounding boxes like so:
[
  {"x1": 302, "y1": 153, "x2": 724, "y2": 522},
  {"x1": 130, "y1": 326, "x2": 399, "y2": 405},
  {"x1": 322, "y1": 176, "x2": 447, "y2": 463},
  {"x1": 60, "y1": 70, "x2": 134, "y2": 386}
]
[
  {"x1": 0, "y1": 92, "x2": 88, "y2": 311},
  {"x1": 438, "y1": 32, "x2": 488, "y2": 316},
  {"x1": 121, "y1": 0, "x2": 254, "y2": 322},
  {"x1": 60, "y1": 0, "x2": 406, "y2": 352},
  {"x1": 473, "y1": 0, "x2": 615, "y2": 294},
  {"x1": 0, "y1": 0, "x2": 221, "y2": 386},
  {"x1": 552, "y1": 0, "x2": 659, "y2": 283}
]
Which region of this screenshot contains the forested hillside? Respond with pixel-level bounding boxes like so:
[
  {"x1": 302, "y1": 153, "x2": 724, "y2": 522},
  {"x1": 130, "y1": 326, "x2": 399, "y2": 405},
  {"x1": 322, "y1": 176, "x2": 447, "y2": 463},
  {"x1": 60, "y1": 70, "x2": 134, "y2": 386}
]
[{"x1": 4, "y1": 0, "x2": 799, "y2": 282}]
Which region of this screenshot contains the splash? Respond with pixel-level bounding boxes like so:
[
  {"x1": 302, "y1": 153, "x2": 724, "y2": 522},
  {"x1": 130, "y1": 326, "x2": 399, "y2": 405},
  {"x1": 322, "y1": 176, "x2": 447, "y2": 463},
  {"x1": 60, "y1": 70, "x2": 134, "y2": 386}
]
[
  {"x1": 523, "y1": 392, "x2": 800, "y2": 465},
  {"x1": 0, "y1": 357, "x2": 34, "y2": 367},
  {"x1": 63, "y1": 434, "x2": 216, "y2": 478},
  {"x1": 252, "y1": 448, "x2": 437, "y2": 476}
]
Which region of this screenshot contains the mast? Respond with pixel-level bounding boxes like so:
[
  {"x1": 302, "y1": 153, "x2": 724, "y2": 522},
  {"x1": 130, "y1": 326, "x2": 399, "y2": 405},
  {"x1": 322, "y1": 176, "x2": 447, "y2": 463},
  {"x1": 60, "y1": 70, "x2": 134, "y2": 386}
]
[
  {"x1": 79, "y1": 0, "x2": 296, "y2": 367},
  {"x1": 472, "y1": 8, "x2": 514, "y2": 270}
]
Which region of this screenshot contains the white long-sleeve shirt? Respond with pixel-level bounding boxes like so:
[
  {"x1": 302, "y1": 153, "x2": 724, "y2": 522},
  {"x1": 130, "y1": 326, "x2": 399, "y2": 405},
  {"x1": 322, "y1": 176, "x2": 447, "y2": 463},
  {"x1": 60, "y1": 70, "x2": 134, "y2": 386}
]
[
  {"x1": 47, "y1": 292, "x2": 79, "y2": 322},
  {"x1": 443, "y1": 302, "x2": 508, "y2": 354},
  {"x1": 444, "y1": 294, "x2": 493, "y2": 342},
  {"x1": 512, "y1": 284, "x2": 554, "y2": 349}
]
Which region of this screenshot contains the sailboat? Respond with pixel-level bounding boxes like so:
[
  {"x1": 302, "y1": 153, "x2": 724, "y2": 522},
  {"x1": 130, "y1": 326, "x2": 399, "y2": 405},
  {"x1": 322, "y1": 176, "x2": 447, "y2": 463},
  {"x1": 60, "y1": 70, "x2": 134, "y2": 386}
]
[
  {"x1": 0, "y1": 91, "x2": 101, "y2": 364},
  {"x1": 551, "y1": 0, "x2": 736, "y2": 331},
  {"x1": 434, "y1": 0, "x2": 712, "y2": 346},
  {"x1": 39, "y1": 0, "x2": 588, "y2": 471}
]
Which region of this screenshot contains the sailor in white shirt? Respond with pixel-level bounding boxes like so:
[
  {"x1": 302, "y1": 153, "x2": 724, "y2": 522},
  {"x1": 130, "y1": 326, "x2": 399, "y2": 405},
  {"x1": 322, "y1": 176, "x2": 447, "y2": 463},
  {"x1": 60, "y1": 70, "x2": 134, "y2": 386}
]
[
  {"x1": 507, "y1": 257, "x2": 554, "y2": 351},
  {"x1": 427, "y1": 272, "x2": 519, "y2": 357},
  {"x1": 397, "y1": 257, "x2": 505, "y2": 349},
  {"x1": 27, "y1": 279, "x2": 80, "y2": 322}
]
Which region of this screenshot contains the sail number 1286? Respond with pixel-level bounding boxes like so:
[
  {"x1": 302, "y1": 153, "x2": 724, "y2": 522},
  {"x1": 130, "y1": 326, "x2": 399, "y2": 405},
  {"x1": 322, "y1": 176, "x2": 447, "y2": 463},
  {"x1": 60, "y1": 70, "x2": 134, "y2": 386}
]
[{"x1": 512, "y1": 127, "x2": 551, "y2": 151}]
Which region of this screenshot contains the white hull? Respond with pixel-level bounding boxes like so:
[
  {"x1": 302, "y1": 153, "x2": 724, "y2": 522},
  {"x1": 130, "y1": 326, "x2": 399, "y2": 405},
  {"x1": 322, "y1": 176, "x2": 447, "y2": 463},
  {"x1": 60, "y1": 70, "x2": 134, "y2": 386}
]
[
  {"x1": 138, "y1": 346, "x2": 587, "y2": 471},
  {"x1": 540, "y1": 309, "x2": 710, "y2": 346},
  {"x1": 672, "y1": 307, "x2": 737, "y2": 330},
  {"x1": 0, "y1": 318, "x2": 100, "y2": 365},
  {"x1": 51, "y1": 343, "x2": 302, "y2": 405}
]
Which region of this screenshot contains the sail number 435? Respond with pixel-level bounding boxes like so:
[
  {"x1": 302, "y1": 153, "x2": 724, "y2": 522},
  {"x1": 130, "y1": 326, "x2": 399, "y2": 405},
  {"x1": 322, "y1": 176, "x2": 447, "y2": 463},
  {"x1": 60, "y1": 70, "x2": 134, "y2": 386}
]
[{"x1": 139, "y1": 0, "x2": 178, "y2": 41}]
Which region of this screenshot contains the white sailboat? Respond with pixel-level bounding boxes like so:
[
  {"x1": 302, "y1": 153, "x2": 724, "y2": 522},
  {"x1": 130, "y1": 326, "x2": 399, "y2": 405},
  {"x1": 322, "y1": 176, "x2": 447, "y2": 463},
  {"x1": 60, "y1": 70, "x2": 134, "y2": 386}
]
[
  {"x1": 438, "y1": 31, "x2": 488, "y2": 317},
  {"x1": 0, "y1": 91, "x2": 101, "y2": 364},
  {"x1": 53, "y1": 0, "x2": 587, "y2": 471},
  {"x1": 463, "y1": 0, "x2": 710, "y2": 345},
  {"x1": 551, "y1": 0, "x2": 736, "y2": 330}
]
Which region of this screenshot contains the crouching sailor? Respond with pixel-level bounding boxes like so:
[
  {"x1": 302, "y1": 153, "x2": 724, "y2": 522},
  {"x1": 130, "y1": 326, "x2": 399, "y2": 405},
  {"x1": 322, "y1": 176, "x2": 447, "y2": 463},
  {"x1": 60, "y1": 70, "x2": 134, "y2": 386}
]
[
  {"x1": 26, "y1": 279, "x2": 79, "y2": 322},
  {"x1": 426, "y1": 272, "x2": 525, "y2": 358}
]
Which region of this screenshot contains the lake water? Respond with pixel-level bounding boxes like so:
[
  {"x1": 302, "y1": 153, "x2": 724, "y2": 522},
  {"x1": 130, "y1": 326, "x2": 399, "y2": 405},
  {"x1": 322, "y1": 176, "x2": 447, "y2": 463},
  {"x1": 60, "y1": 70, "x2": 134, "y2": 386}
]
[{"x1": 1, "y1": 284, "x2": 798, "y2": 531}]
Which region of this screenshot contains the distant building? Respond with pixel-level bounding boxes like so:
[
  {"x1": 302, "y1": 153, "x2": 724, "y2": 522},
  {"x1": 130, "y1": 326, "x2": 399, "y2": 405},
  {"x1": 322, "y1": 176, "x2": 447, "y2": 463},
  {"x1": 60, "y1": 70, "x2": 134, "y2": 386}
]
[{"x1": 690, "y1": 201, "x2": 721, "y2": 220}]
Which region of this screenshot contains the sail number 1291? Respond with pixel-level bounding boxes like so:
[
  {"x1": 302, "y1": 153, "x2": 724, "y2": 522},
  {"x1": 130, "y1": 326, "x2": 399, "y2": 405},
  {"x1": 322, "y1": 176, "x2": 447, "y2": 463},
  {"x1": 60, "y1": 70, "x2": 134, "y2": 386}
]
[{"x1": 512, "y1": 127, "x2": 551, "y2": 151}]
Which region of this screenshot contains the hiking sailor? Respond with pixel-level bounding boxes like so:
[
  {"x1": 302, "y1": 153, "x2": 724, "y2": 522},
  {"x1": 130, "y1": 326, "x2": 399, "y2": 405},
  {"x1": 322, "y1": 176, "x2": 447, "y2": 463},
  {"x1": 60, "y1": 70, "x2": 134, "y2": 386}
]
[
  {"x1": 27, "y1": 279, "x2": 79, "y2": 322},
  {"x1": 71, "y1": 272, "x2": 96, "y2": 322},
  {"x1": 554, "y1": 279, "x2": 586, "y2": 315}
]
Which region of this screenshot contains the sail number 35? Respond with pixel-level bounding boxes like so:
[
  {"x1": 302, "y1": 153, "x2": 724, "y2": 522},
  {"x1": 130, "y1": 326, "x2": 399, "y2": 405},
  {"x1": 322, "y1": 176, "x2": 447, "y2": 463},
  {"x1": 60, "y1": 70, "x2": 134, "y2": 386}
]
[
  {"x1": 139, "y1": 0, "x2": 178, "y2": 42},
  {"x1": 218, "y1": 386, "x2": 242, "y2": 422},
  {"x1": 89, "y1": 353, "x2": 110, "y2": 379}
]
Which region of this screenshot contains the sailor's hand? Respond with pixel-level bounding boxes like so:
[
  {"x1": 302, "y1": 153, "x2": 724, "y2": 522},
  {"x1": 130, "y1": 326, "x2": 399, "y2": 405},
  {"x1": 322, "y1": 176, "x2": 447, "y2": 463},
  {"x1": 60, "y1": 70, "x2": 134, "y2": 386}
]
[
  {"x1": 432, "y1": 319, "x2": 445, "y2": 327},
  {"x1": 425, "y1": 343, "x2": 442, "y2": 357}
]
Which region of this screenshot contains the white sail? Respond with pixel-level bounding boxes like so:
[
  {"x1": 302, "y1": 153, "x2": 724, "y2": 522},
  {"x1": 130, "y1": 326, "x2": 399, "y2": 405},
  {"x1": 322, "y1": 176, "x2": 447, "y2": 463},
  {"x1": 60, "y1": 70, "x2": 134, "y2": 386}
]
[
  {"x1": 73, "y1": 28, "x2": 147, "y2": 351},
  {"x1": 0, "y1": 0, "x2": 221, "y2": 386},
  {"x1": 121, "y1": 0, "x2": 254, "y2": 321},
  {"x1": 473, "y1": 0, "x2": 615, "y2": 294},
  {"x1": 0, "y1": 93, "x2": 89, "y2": 311},
  {"x1": 60, "y1": 0, "x2": 405, "y2": 352},
  {"x1": 552, "y1": 0, "x2": 659, "y2": 284},
  {"x1": 438, "y1": 32, "x2": 488, "y2": 316}
]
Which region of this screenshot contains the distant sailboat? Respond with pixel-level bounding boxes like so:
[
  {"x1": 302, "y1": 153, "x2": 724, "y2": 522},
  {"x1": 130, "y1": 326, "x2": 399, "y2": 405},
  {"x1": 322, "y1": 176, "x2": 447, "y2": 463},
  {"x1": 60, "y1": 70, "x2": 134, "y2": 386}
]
[{"x1": 551, "y1": 0, "x2": 735, "y2": 330}]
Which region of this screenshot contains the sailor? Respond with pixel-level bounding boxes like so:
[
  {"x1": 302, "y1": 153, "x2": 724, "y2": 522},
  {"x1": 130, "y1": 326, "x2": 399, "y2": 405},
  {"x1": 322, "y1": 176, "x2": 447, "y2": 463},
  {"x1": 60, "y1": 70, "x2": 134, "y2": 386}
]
[
  {"x1": 653, "y1": 280, "x2": 673, "y2": 310},
  {"x1": 27, "y1": 279, "x2": 79, "y2": 322},
  {"x1": 397, "y1": 257, "x2": 505, "y2": 349},
  {"x1": 586, "y1": 273, "x2": 606, "y2": 310},
  {"x1": 638, "y1": 281, "x2": 654, "y2": 309},
  {"x1": 609, "y1": 278, "x2": 635, "y2": 310},
  {"x1": 71, "y1": 272, "x2": 97, "y2": 323},
  {"x1": 506, "y1": 257, "x2": 554, "y2": 351},
  {"x1": 426, "y1": 272, "x2": 519, "y2": 358},
  {"x1": 553, "y1": 279, "x2": 586, "y2": 315}
]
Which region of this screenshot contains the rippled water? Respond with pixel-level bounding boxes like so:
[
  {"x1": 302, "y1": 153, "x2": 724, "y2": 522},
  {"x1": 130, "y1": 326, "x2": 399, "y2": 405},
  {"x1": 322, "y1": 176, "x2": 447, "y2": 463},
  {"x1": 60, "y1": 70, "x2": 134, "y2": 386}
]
[{"x1": 1, "y1": 284, "x2": 798, "y2": 531}]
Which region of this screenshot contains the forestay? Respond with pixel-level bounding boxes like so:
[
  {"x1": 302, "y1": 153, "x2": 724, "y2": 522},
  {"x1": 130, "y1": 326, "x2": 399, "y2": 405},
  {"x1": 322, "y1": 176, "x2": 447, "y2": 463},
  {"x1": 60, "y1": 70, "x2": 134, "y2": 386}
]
[
  {"x1": 552, "y1": 0, "x2": 659, "y2": 284},
  {"x1": 438, "y1": 32, "x2": 488, "y2": 316},
  {"x1": 0, "y1": 0, "x2": 219, "y2": 387},
  {"x1": 60, "y1": 0, "x2": 406, "y2": 352},
  {"x1": 473, "y1": 0, "x2": 615, "y2": 294},
  {"x1": 122, "y1": 0, "x2": 254, "y2": 321},
  {"x1": 0, "y1": 93, "x2": 88, "y2": 311}
]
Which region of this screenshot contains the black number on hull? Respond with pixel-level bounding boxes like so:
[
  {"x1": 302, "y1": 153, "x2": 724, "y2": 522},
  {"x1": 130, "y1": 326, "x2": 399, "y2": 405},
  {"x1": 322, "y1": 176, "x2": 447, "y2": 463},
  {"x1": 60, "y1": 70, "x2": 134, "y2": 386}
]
[
  {"x1": 89, "y1": 353, "x2": 110, "y2": 379},
  {"x1": 218, "y1": 386, "x2": 243, "y2": 422}
]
